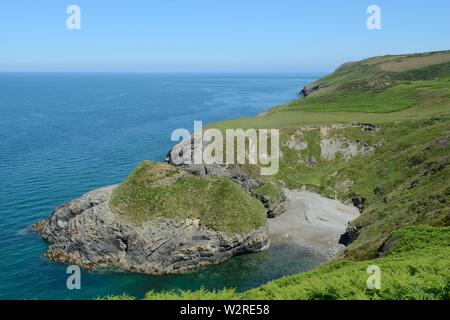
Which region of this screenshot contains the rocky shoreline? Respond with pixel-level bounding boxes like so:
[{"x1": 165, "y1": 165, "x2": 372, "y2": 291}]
[{"x1": 33, "y1": 185, "x2": 269, "y2": 275}]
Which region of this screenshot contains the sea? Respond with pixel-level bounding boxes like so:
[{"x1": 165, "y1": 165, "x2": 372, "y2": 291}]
[{"x1": 0, "y1": 72, "x2": 325, "y2": 299}]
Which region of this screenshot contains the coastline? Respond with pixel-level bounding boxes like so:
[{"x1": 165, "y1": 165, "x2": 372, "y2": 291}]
[
  {"x1": 34, "y1": 73, "x2": 362, "y2": 276},
  {"x1": 2, "y1": 73, "x2": 320, "y2": 299}
]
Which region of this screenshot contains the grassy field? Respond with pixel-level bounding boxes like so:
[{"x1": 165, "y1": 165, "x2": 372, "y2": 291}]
[
  {"x1": 109, "y1": 161, "x2": 267, "y2": 235},
  {"x1": 110, "y1": 51, "x2": 450, "y2": 300},
  {"x1": 379, "y1": 51, "x2": 450, "y2": 72},
  {"x1": 210, "y1": 102, "x2": 450, "y2": 130}
]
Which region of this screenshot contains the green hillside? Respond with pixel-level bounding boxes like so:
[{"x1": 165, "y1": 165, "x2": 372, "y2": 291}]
[
  {"x1": 216, "y1": 51, "x2": 450, "y2": 261},
  {"x1": 277, "y1": 50, "x2": 450, "y2": 113},
  {"x1": 211, "y1": 51, "x2": 450, "y2": 130}
]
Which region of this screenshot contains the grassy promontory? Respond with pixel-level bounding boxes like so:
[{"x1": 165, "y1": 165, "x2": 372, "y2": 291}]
[{"x1": 109, "y1": 161, "x2": 267, "y2": 235}]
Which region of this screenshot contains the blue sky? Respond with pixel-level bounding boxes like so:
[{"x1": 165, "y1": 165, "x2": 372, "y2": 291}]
[{"x1": 0, "y1": 0, "x2": 449, "y2": 72}]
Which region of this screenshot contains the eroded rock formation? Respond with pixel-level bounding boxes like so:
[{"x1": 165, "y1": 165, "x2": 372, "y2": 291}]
[{"x1": 33, "y1": 186, "x2": 269, "y2": 275}]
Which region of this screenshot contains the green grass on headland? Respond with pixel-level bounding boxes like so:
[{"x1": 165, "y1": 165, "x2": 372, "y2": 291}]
[
  {"x1": 210, "y1": 51, "x2": 450, "y2": 130},
  {"x1": 210, "y1": 102, "x2": 450, "y2": 131},
  {"x1": 285, "y1": 79, "x2": 450, "y2": 113},
  {"x1": 378, "y1": 51, "x2": 450, "y2": 72},
  {"x1": 109, "y1": 161, "x2": 266, "y2": 235},
  {"x1": 339, "y1": 119, "x2": 449, "y2": 259}
]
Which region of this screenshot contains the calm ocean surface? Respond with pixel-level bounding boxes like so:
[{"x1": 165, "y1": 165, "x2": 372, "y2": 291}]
[{"x1": 0, "y1": 73, "x2": 324, "y2": 299}]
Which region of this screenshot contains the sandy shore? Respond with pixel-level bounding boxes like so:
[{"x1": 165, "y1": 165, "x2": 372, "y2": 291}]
[{"x1": 268, "y1": 190, "x2": 360, "y2": 258}]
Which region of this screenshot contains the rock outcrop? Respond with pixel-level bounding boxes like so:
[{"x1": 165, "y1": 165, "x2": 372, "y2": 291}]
[
  {"x1": 252, "y1": 190, "x2": 287, "y2": 218},
  {"x1": 33, "y1": 186, "x2": 269, "y2": 275},
  {"x1": 339, "y1": 225, "x2": 360, "y2": 246},
  {"x1": 351, "y1": 196, "x2": 366, "y2": 213},
  {"x1": 354, "y1": 122, "x2": 380, "y2": 133},
  {"x1": 166, "y1": 136, "x2": 287, "y2": 218},
  {"x1": 283, "y1": 124, "x2": 380, "y2": 168},
  {"x1": 319, "y1": 138, "x2": 375, "y2": 161},
  {"x1": 299, "y1": 84, "x2": 321, "y2": 98}
]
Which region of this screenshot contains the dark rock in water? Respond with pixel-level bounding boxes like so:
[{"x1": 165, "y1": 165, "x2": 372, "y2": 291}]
[
  {"x1": 339, "y1": 225, "x2": 360, "y2": 246},
  {"x1": 33, "y1": 186, "x2": 269, "y2": 275},
  {"x1": 165, "y1": 136, "x2": 287, "y2": 218},
  {"x1": 351, "y1": 196, "x2": 366, "y2": 213}
]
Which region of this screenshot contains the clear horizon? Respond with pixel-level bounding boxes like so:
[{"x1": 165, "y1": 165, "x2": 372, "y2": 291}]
[{"x1": 1, "y1": 0, "x2": 449, "y2": 72}]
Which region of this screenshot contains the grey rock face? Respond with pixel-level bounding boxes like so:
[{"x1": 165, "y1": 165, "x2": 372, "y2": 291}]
[
  {"x1": 319, "y1": 138, "x2": 375, "y2": 161},
  {"x1": 34, "y1": 186, "x2": 269, "y2": 275},
  {"x1": 351, "y1": 196, "x2": 367, "y2": 213},
  {"x1": 252, "y1": 191, "x2": 287, "y2": 219},
  {"x1": 339, "y1": 225, "x2": 360, "y2": 246}
]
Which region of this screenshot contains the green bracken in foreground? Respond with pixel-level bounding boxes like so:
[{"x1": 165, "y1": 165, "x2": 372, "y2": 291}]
[
  {"x1": 109, "y1": 161, "x2": 267, "y2": 235},
  {"x1": 143, "y1": 226, "x2": 450, "y2": 300}
]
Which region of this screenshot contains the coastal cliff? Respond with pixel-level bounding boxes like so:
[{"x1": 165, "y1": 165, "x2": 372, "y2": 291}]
[{"x1": 34, "y1": 162, "x2": 269, "y2": 274}]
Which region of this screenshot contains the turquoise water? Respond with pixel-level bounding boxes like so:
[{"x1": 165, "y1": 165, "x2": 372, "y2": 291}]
[{"x1": 0, "y1": 73, "x2": 324, "y2": 299}]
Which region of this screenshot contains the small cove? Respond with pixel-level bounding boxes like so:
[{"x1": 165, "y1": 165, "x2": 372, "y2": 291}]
[{"x1": 0, "y1": 73, "x2": 334, "y2": 299}]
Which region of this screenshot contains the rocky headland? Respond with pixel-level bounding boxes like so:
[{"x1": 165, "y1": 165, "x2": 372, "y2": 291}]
[{"x1": 34, "y1": 162, "x2": 269, "y2": 275}]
